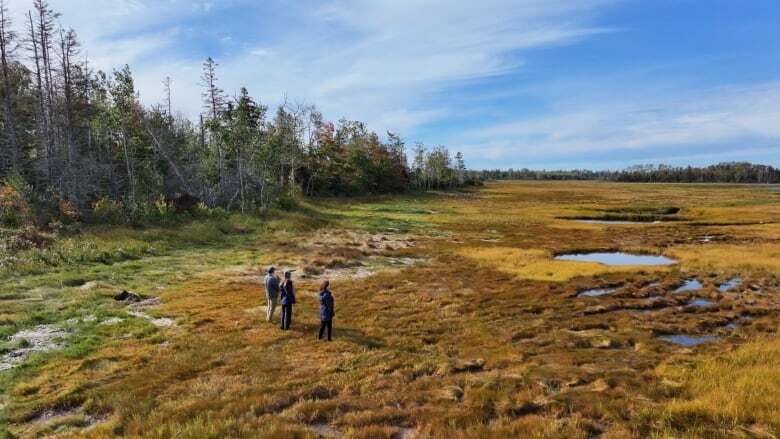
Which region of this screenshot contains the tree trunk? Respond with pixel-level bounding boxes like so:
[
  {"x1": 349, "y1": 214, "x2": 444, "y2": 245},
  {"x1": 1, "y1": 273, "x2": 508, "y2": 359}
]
[
  {"x1": 28, "y1": 11, "x2": 50, "y2": 181},
  {"x1": 0, "y1": 1, "x2": 19, "y2": 172}
]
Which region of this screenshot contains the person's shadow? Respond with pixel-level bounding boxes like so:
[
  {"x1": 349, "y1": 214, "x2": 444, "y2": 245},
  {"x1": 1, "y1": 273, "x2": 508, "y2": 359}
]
[{"x1": 284, "y1": 322, "x2": 386, "y2": 349}]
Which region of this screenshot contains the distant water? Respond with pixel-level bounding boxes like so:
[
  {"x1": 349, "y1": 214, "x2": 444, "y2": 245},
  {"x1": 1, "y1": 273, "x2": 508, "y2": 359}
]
[
  {"x1": 577, "y1": 220, "x2": 655, "y2": 225},
  {"x1": 659, "y1": 334, "x2": 719, "y2": 346},
  {"x1": 673, "y1": 279, "x2": 703, "y2": 293},
  {"x1": 555, "y1": 252, "x2": 677, "y2": 266},
  {"x1": 718, "y1": 277, "x2": 742, "y2": 293},
  {"x1": 577, "y1": 288, "x2": 617, "y2": 297}
]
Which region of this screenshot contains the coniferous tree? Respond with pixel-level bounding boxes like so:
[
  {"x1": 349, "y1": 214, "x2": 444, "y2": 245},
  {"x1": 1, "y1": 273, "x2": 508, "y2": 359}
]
[{"x1": 0, "y1": 0, "x2": 479, "y2": 227}]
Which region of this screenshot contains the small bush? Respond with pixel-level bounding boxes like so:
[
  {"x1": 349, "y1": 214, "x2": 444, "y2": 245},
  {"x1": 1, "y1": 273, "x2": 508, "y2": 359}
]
[
  {"x1": 154, "y1": 196, "x2": 174, "y2": 220},
  {"x1": 2, "y1": 226, "x2": 54, "y2": 252},
  {"x1": 58, "y1": 200, "x2": 81, "y2": 224},
  {"x1": 0, "y1": 184, "x2": 32, "y2": 227},
  {"x1": 275, "y1": 196, "x2": 298, "y2": 211},
  {"x1": 91, "y1": 197, "x2": 124, "y2": 224},
  {"x1": 193, "y1": 202, "x2": 212, "y2": 218}
]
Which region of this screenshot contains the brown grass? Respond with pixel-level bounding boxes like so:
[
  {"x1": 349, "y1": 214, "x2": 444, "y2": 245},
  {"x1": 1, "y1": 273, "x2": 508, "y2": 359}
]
[{"x1": 2, "y1": 181, "x2": 779, "y2": 438}]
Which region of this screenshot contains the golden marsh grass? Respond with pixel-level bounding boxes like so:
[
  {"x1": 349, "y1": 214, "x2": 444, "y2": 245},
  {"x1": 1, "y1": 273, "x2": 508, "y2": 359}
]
[{"x1": 1, "y1": 181, "x2": 779, "y2": 438}]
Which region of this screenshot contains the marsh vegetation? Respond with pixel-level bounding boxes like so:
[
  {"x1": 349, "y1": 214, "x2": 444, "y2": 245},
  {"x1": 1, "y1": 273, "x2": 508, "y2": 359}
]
[{"x1": 1, "y1": 181, "x2": 779, "y2": 438}]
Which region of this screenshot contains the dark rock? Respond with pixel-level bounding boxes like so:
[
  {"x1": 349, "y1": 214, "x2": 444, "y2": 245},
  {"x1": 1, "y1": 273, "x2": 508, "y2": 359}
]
[
  {"x1": 113, "y1": 290, "x2": 142, "y2": 302},
  {"x1": 166, "y1": 193, "x2": 201, "y2": 213}
]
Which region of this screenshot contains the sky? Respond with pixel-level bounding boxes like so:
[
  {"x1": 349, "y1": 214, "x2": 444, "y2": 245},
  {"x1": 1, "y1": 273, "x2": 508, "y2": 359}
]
[{"x1": 5, "y1": 0, "x2": 780, "y2": 170}]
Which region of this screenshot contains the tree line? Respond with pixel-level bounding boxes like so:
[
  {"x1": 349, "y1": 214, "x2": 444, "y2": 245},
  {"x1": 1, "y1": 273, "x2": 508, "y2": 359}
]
[
  {"x1": 0, "y1": 1, "x2": 475, "y2": 226},
  {"x1": 478, "y1": 162, "x2": 780, "y2": 184}
]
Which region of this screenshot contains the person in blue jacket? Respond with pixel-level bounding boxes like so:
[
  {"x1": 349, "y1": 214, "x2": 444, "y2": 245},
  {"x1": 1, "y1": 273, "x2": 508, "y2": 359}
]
[
  {"x1": 318, "y1": 280, "x2": 335, "y2": 341},
  {"x1": 279, "y1": 270, "x2": 296, "y2": 330}
]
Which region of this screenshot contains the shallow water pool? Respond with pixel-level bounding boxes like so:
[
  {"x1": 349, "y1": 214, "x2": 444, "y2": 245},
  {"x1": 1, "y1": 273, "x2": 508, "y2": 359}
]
[
  {"x1": 554, "y1": 252, "x2": 677, "y2": 266},
  {"x1": 673, "y1": 279, "x2": 703, "y2": 293},
  {"x1": 718, "y1": 277, "x2": 742, "y2": 292},
  {"x1": 687, "y1": 298, "x2": 714, "y2": 308},
  {"x1": 577, "y1": 288, "x2": 617, "y2": 297},
  {"x1": 659, "y1": 334, "x2": 719, "y2": 346}
]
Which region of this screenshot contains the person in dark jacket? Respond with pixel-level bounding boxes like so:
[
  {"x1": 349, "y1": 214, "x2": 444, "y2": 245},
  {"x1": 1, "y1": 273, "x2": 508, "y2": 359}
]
[
  {"x1": 263, "y1": 267, "x2": 280, "y2": 322},
  {"x1": 318, "y1": 280, "x2": 335, "y2": 341},
  {"x1": 280, "y1": 270, "x2": 296, "y2": 330}
]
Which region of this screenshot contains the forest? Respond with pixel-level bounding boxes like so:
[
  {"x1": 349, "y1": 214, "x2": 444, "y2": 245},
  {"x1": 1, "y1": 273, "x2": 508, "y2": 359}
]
[
  {"x1": 0, "y1": 1, "x2": 474, "y2": 227},
  {"x1": 478, "y1": 162, "x2": 780, "y2": 183}
]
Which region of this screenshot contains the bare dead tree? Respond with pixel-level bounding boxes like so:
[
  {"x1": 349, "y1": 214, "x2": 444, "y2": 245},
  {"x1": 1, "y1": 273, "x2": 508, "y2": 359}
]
[
  {"x1": 200, "y1": 57, "x2": 225, "y2": 194},
  {"x1": 0, "y1": 0, "x2": 19, "y2": 173},
  {"x1": 26, "y1": 10, "x2": 48, "y2": 180},
  {"x1": 200, "y1": 57, "x2": 224, "y2": 120},
  {"x1": 30, "y1": 0, "x2": 59, "y2": 185},
  {"x1": 58, "y1": 28, "x2": 80, "y2": 202},
  {"x1": 163, "y1": 75, "x2": 171, "y2": 116}
]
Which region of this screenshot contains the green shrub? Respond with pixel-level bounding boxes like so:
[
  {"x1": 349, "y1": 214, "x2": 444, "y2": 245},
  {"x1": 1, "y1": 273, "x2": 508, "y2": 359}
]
[
  {"x1": 274, "y1": 196, "x2": 298, "y2": 211},
  {"x1": 91, "y1": 197, "x2": 125, "y2": 224}
]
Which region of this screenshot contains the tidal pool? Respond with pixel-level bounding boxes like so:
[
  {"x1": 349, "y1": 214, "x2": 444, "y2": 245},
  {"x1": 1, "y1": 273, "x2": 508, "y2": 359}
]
[
  {"x1": 577, "y1": 288, "x2": 617, "y2": 297},
  {"x1": 718, "y1": 277, "x2": 742, "y2": 292},
  {"x1": 554, "y1": 252, "x2": 677, "y2": 266},
  {"x1": 659, "y1": 334, "x2": 719, "y2": 346},
  {"x1": 673, "y1": 279, "x2": 702, "y2": 293}
]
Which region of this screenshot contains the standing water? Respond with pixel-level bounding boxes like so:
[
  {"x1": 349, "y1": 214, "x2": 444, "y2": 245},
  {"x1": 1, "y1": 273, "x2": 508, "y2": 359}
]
[
  {"x1": 719, "y1": 277, "x2": 742, "y2": 292},
  {"x1": 659, "y1": 334, "x2": 719, "y2": 346},
  {"x1": 554, "y1": 252, "x2": 677, "y2": 266},
  {"x1": 577, "y1": 288, "x2": 617, "y2": 297},
  {"x1": 687, "y1": 298, "x2": 714, "y2": 308},
  {"x1": 673, "y1": 279, "x2": 703, "y2": 293}
]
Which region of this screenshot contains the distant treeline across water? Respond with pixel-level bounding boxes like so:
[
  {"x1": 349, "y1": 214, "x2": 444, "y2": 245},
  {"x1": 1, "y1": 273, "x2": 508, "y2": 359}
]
[{"x1": 475, "y1": 162, "x2": 780, "y2": 184}]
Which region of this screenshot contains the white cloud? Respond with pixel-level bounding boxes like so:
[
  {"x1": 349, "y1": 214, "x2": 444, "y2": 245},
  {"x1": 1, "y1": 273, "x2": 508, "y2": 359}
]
[
  {"x1": 5, "y1": 0, "x2": 776, "y2": 168},
  {"x1": 5, "y1": 0, "x2": 616, "y2": 131},
  {"x1": 249, "y1": 47, "x2": 270, "y2": 57},
  {"x1": 453, "y1": 81, "x2": 780, "y2": 166},
  {"x1": 213, "y1": 0, "x2": 615, "y2": 134}
]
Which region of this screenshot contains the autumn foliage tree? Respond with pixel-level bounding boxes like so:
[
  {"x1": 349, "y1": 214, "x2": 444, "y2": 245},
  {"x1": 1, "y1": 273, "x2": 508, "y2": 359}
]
[{"x1": 0, "y1": 1, "x2": 475, "y2": 227}]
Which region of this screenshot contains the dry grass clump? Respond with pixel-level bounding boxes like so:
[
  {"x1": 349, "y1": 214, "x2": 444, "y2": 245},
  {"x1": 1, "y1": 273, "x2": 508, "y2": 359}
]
[
  {"x1": 670, "y1": 243, "x2": 780, "y2": 272},
  {"x1": 342, "y1": 424, "x2": 399, "y2": 439},
  {"x1": 340, "y1": 407, "x2": 407, "y2": 428},
  {"x1": 653, "y1": 336, "x2": 780, "y2": 435}
]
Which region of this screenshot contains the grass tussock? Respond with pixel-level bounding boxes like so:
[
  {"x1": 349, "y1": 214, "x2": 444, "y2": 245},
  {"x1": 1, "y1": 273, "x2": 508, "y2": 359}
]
[
  {"x1": 670, "y1": 243, "x2": 780, "y2": 272},
  {"x1": 653, "y1": 336, "x2": 780, "y2": 435}
]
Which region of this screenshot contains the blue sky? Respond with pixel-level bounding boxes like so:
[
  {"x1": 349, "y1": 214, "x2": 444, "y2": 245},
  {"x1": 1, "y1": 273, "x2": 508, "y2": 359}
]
[{"x1": 7, "y1": 0, "x2": 780, "y2": 170}]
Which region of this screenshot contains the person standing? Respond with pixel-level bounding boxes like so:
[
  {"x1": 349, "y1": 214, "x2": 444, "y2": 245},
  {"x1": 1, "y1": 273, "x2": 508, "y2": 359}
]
[
  {"x1": 280, "y1": 270, "x2": 296, "y2": 330},
  {"x1": 318, "y1": 280, "x2": 335, "y2": 341},
  {"x1": 264, "y1": 267, "x2": 280, "y2": 322}
]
